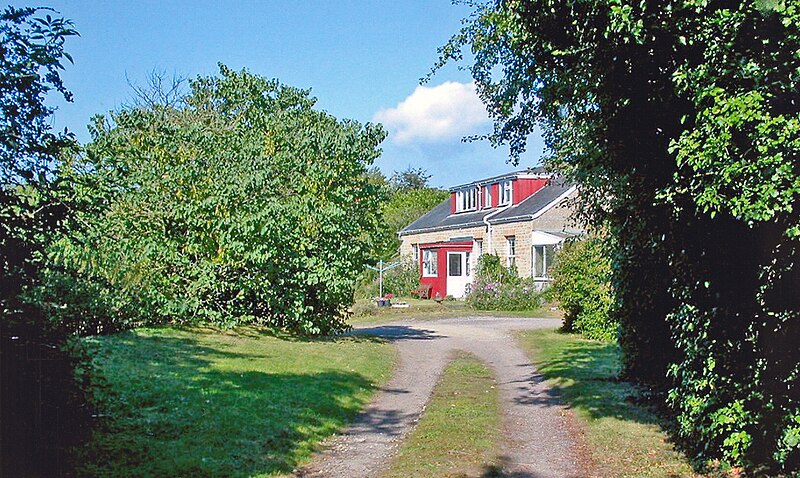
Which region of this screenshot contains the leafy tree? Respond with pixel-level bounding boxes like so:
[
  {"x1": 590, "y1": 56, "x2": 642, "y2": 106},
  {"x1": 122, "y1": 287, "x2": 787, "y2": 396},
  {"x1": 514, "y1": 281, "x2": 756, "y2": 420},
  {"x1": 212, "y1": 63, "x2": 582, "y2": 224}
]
[
  {"x1": 0, "y1": 6, "x2": 83, "y2": 476},
  {"x1": 373, "y1": 187, "x2": 450, "y2": 260},
  {"x1": 51, "y1": 65, "x2": 386, "y2": 335},
  {"x1": 389, "y1": 165, "x2": 432, "y2": 191},
  {"x1": 439, "y1": 0, "x2": 800, "y2": 473}
]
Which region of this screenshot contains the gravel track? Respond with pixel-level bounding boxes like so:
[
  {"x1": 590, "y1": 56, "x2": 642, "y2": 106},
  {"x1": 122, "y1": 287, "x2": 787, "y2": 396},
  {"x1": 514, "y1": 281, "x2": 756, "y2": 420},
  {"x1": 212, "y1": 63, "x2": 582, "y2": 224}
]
[{"x1": 294, "y1": 317, "x2": 586, "y2": 478}]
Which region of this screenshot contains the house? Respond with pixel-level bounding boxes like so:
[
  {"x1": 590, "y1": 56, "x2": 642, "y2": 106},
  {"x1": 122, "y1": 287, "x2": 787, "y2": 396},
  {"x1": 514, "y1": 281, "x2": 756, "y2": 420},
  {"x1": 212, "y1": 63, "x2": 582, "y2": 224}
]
[{"x1": 398, "y1": 168, "x2": 582, "y2": 299}]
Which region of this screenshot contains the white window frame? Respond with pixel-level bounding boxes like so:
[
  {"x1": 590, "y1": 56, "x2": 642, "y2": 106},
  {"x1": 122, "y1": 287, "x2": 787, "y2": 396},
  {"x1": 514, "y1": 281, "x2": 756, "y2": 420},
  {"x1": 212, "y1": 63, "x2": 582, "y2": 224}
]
[
  {"x1": 532, "y1": 244, "x2": 556, "y2": 280},
  {"x1": 454, "y1": 187, "x2": 478, "y2": 213},
  {"x1": 422, "y1": 249, "x2": 438, "y2": 277},
  {"x1": 500, "y1": 180, "x2": 513, "y2": 205},
  {"x1": 412, "y1": 244, "x2": 419, "y2": 262},
  {"x1": 507, "y1": 236, "x2": 516, "y2": 268},
  {"x1": 484, "y1": 185, "x2": 492, "y2": 208}
]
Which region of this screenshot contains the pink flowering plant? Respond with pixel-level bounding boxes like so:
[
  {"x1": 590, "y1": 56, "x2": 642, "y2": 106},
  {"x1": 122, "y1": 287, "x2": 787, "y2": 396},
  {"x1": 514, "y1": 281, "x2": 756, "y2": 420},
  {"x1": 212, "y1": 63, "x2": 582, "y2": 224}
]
[{"x1": 466, "y1": 254, "x2": 542, "y2": 311}]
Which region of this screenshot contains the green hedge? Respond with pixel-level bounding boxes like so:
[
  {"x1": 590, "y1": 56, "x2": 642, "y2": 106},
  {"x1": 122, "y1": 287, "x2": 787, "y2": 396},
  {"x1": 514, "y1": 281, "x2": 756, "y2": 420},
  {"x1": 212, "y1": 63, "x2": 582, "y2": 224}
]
[{"x1": 550, "y1": 237, "x2": 616, "y2": 341}]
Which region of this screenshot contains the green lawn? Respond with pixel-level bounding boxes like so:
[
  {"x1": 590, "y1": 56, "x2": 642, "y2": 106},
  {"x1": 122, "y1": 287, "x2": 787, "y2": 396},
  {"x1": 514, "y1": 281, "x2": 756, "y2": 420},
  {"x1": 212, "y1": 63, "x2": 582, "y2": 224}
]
[
  {"x1": 516, "y1": 329, "x2": 700, "y2": 477},
  {"x1": 73, "y1": 327, "x2": 394, "y2": 477},
  {"x1": 383, "y1": 352, "x2": 502, "y2": 478},
  {"x1": 349, "y1": 297, "x2": 561, "y2": 326}
]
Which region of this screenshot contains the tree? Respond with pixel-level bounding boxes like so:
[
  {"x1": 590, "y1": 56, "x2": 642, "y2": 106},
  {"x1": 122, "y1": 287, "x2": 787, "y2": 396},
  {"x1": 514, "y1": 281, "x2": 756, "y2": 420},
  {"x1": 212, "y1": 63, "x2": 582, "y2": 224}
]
[
  {"x1": 389, "y1": 166, "x2": 432, "y2": 191},
  {"x1": 51, "y1": 65, "x2": 386, "y2": 335},
  {"x1": 439, "y1": 1, "x2": 800, "y2": 473},
  {"x1": 373, "y1": 187, "x2": 450, "y2": 260},
  {"x1": 0, "y1": 7, "x2": 82, "y2": 476}
]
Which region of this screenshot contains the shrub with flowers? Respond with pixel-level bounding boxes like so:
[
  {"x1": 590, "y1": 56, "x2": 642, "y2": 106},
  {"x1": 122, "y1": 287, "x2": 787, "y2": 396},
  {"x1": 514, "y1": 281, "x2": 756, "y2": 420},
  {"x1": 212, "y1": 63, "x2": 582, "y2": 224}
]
[{"x1": 466, "y1": 254, "x2": 542, "y2": 311}]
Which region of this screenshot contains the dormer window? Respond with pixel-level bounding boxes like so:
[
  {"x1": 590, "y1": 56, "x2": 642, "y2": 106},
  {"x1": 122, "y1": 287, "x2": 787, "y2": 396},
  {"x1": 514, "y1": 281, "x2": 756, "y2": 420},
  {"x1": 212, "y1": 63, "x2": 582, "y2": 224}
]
[
  {"x1": 454, "y1": 187, "x2": 478, "y2": 213},
  {"x1": 484, "y1": 185, "x2": 492, "y2": 208},
  {"x1": 500, "y1": 180, "x2": 513, "y2": 205}
]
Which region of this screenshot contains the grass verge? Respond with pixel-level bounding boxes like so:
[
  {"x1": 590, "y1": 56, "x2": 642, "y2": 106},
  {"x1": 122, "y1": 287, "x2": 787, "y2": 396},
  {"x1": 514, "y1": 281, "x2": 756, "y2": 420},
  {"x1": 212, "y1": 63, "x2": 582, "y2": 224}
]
[
  {"x1": 516, "y1": 329, "x2": 699, "y2": 477},
  {"x1": 349, "y1": 297, "x2": 561, "y2": 327},
  {"x1": 383, "y1": 351, "x2": 501, "y2": 478},
  {"x1": 73, "y1": 327, "x2": 394, "y2": 477}
]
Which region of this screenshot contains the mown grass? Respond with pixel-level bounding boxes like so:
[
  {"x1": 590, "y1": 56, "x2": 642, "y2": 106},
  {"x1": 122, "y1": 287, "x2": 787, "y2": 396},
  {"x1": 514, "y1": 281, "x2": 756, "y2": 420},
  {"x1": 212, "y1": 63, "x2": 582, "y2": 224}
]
[
  {"x1": 383, "y1": 352, "x2": 501, "y2": 478},
  {"x1": 517, "y1": 329, "x2": 700, "y2": 477},
  {"x1": 349, "y1": 297, "x2": 561, "y2": 326},
  {"x1": 73, "y1": 327, "x2": 394, "y2": 477}
]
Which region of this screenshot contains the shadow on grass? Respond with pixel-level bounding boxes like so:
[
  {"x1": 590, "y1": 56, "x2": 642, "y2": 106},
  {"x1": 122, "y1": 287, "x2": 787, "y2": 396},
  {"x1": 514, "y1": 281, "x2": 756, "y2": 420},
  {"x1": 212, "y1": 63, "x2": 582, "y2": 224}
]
[
  {"x1": 74, "y1": 332, "x2": 380, "y2": 478},
  {"x1": 528, "y1": 330, "x2": 661, "y2": 426}
]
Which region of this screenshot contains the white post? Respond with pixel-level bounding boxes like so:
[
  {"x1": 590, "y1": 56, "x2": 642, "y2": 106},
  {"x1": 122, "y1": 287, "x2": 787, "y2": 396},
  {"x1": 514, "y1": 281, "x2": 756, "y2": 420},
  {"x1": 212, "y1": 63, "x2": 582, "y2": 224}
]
[{"x1": 379, "y1": 259, "x2": 383, "y2": 298}]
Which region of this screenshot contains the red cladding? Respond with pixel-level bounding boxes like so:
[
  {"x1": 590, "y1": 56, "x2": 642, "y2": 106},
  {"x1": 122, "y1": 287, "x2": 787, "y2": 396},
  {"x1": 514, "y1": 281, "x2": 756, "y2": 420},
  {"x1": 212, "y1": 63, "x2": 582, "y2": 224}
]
[
  {"x1": 513, "y1": 178, "x2": 547, "y2": 204},
  {"x1": 450, "y1": 192, "x2": 457, "y2": 214},
  {"x1": 418, "y1": 242, "x2": 472, "y2": 298}
]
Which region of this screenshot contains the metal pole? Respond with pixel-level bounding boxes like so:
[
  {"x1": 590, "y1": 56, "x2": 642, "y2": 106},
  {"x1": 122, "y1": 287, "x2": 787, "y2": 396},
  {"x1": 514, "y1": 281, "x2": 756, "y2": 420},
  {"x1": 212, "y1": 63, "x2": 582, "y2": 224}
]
[{"x1": 379, "y1": 259, "x2": 383, "y2": 298}]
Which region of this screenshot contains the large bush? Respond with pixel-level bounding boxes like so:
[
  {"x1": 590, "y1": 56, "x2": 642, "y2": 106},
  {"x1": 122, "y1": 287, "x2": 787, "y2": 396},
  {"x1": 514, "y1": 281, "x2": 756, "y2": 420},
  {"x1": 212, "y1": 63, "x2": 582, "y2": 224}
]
[
  {"x1": 442, "y1": 1, "x2": 800, "y2": 473},
  {"x1": 467, "y1": 254, "x2": 542, "y2": 311},
  {"x1": 357, "y1": 257, "x2": 420, "y2": 299},
  {"x1": 48, "y1": 66, "x2": 386, "y2": 335},
  {"x1": 550, "y1": 237, "x2": 615, "y2": 341}
]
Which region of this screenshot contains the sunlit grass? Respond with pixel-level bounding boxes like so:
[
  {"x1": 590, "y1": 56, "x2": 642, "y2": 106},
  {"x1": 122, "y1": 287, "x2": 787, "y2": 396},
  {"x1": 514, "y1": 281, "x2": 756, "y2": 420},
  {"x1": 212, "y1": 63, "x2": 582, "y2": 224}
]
[
  {"x1": 348, "y1": 297, "x2": 561, "y2": 326},
  {"x1": 74, "y1": 327, "x2": 394, "y2": 477},
  {"x1": 383, "y1": 352, "x2": 501, "y2": 478},
  {"x1": 517, "y1": 329, "x2": 700, "y2": 477}
]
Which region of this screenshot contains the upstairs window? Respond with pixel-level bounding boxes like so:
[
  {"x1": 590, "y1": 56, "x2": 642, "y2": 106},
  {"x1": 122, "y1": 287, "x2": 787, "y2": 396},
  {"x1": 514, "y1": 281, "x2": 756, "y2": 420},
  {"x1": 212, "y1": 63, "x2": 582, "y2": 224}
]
[
  {"x1": 500, "y1": 180, "x2": 513, "y2": 205},
  {"x1": 422, "y1": 249, "x2": 438, "y2": 277},
  {"x1": 484, "y1": 185, "x2": 492, "y2": 208},
  {"x1": 454, "y1": 187, "x2": 478, "y2": 212}
]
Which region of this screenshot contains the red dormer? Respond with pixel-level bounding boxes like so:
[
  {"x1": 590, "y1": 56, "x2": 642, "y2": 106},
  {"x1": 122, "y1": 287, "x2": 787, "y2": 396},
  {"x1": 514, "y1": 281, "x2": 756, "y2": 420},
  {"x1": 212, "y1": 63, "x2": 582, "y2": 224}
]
[{"x1": 449, "y1": 169, "x2": 551, "y2": 214}]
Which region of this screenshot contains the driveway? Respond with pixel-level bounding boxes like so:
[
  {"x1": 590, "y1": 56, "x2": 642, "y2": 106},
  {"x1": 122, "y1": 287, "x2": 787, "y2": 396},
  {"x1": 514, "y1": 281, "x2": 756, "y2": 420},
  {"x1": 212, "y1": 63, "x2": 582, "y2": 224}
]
[{"x1": 295, "y1": 317, "x2": 586, "y2": 478}]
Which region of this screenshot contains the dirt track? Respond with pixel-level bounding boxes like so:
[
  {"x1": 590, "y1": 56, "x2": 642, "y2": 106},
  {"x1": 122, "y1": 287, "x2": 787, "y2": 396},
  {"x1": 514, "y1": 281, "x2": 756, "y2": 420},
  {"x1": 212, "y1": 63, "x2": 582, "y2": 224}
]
[{"x1": 295, "y1": 317, "x2": 585, "y2": 478}]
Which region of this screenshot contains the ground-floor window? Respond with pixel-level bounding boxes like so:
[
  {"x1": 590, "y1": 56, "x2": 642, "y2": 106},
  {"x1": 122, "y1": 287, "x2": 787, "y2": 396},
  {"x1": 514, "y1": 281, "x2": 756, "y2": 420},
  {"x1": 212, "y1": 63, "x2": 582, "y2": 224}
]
[
  {"x1": 412, "y1": 244, "x2": 419, "y2": 262},
  {"x1": 533, "y1": 244, "x2": 556, "y2": 279},
  {"x1": 507, "y1": 236, "x2": 516, "y2": 268},
  {"x1": 422, "y1": 249, "x2": 438, "y2": 277}
]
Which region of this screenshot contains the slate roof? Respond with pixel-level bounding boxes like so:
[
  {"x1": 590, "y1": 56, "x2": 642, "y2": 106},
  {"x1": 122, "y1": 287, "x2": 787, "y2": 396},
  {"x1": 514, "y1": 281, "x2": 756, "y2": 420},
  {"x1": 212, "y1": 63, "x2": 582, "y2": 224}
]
[
  {"x1": 398, "y1": 198, "x2": 496, "y2": 236},
  {"x1": 399, "y1": 178, "x2": 576, "y2": 236},
  {"x1": 490, "y1": 179, "x2": 575, "y2": 224}
]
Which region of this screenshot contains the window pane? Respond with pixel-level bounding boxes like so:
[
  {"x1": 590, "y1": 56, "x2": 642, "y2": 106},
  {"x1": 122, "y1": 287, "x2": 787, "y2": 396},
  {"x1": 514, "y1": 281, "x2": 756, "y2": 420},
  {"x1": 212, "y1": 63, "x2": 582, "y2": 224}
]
[
  {"x1": 449, "y1": 253, "x2": 462, "y2": 276},
  {"x1": 534, "y1": 245, "x2": 545, "y2": 277},
  {"x1": 545, "y1": 245, "x2": 556, "y2": 277},
  {"x1": 465, "y1": 252, "x2": 471, "y2": 276}
]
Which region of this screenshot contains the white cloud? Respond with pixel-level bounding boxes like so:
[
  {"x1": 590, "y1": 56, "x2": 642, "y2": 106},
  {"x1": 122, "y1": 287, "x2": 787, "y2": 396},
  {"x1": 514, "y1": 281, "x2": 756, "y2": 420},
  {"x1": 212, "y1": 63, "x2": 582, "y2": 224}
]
[{"x1": 373, "y1": 81, "x2": 490, "y2": 144}]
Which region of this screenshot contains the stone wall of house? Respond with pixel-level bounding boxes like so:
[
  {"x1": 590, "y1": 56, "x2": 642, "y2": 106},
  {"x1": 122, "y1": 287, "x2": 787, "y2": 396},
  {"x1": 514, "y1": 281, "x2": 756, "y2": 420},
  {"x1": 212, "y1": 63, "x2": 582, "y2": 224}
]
[
  {"x1": 487, "y1": 221, "x2": 535, "y2": 277},
  {"x1": 530, "y1": 189, "x2": 582, "y2": 232}
]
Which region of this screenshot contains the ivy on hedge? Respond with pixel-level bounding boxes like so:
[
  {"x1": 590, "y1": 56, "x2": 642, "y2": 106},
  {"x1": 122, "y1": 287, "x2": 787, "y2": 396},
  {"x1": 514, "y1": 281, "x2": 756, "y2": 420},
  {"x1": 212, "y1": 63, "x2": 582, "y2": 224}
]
[{"x1": 439, "y1": 1, "x2": 800, "y2": 474}]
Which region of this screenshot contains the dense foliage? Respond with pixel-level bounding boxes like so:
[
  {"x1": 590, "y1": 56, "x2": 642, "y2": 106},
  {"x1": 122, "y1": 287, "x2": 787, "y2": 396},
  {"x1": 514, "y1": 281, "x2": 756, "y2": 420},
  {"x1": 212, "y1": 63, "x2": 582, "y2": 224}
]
[
  {"x1": 0, "y1": 7, "x2": 86, "y2": 476},
  {"x1": 369, "y1": 167, "x2": 449, "y2": 261},
  {"x1": 48, "y1": 66, "x2": 386, "y2": 335},
  {"x1": 467, "y1": 254, "x2": 542, "y2": 311},
  {"x1": 441, "y1": 0, "x2": 800, "y2": 473},
  {"x1": 550, "y1": 237, "x2": 615, "y2": 341},
  {"x1": 358, "y1": 258, "x2": 420, "y2": 299}
]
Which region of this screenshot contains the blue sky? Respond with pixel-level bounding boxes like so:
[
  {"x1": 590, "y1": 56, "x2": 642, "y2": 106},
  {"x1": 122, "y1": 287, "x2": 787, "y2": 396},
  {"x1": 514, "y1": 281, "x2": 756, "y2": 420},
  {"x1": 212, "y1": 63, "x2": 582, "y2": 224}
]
[{"x1": 26, "y1": 1, "x2": 545, "y2": 188}]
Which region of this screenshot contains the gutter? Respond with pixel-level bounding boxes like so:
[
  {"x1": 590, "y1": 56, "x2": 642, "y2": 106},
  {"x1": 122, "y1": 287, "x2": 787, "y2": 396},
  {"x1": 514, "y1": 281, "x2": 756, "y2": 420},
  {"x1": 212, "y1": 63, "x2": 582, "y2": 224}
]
[{"x1": 482, "y1": 204, "x2": 511, "y2": 255}]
